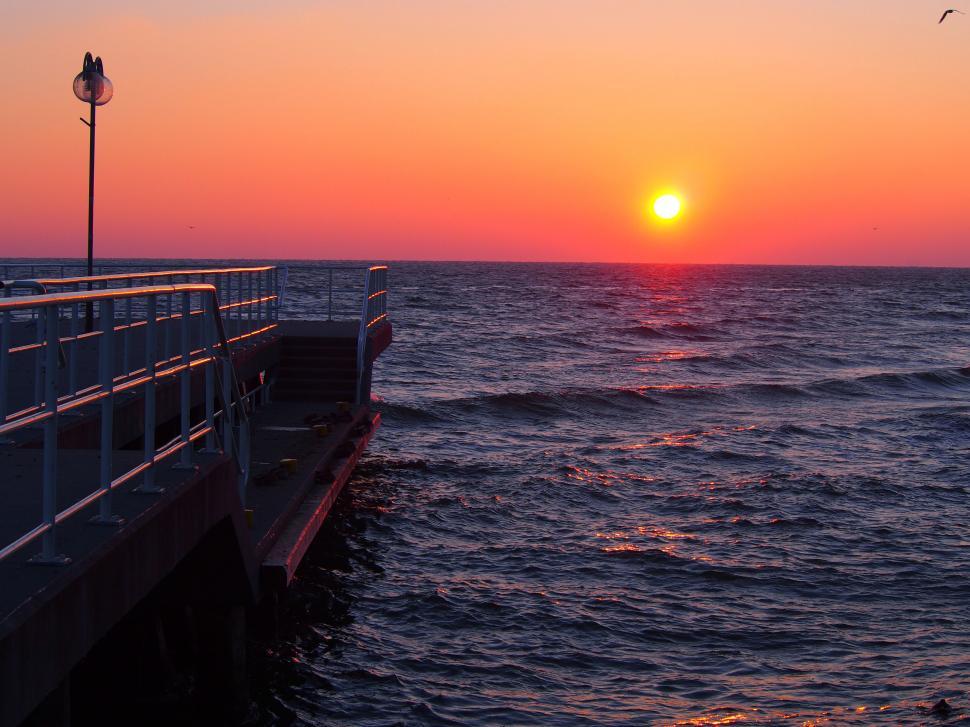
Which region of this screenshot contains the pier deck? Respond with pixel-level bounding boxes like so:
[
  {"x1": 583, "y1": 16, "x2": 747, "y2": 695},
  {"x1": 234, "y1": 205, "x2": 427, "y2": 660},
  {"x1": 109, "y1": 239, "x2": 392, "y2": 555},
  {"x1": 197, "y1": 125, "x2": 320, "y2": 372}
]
[{"x1": 0, "y1": 264, "x2": 391, "y2": 726}]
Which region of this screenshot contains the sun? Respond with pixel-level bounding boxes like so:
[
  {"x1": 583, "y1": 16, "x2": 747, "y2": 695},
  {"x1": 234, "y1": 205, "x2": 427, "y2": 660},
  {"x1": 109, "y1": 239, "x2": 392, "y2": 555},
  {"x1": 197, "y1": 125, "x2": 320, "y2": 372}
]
[{"x1": 652, "y1": 194, "x2": 682, "y2": 220}]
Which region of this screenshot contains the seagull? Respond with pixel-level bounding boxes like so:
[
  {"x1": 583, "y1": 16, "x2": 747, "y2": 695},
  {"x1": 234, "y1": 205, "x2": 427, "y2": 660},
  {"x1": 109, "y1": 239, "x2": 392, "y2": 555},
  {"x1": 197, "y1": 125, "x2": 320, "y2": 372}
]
[{"x1": 940, "y1": 8, "x2": 965, "y2": 23}]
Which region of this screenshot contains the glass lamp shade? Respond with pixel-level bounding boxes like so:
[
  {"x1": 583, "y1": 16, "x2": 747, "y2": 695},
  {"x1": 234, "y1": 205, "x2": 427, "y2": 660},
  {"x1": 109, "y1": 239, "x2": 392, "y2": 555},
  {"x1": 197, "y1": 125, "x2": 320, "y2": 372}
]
[{"x1": 73, "y1": 71, "x2": 113, "y2": 105}]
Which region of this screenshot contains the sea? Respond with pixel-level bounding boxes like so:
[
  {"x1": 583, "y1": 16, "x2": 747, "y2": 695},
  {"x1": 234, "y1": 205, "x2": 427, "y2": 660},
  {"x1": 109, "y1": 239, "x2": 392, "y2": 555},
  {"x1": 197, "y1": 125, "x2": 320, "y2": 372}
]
[{"x1": 249, "y1": 262, "x2": 970, "y2": 726}]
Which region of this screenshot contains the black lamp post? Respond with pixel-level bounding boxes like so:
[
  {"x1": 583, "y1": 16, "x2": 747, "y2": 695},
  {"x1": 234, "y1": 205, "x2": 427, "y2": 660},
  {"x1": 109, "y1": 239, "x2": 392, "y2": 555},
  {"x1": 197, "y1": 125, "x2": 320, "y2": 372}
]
[{"x1": 73, "y1": 52, "x2": 113, "y2": 329}]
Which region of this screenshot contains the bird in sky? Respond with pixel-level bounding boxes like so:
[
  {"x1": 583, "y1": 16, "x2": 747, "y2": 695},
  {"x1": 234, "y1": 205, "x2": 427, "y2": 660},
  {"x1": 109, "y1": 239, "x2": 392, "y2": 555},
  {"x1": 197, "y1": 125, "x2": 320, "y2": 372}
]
[{"x1": 939, "y1": 8, "x2": 966, "y2": 23}]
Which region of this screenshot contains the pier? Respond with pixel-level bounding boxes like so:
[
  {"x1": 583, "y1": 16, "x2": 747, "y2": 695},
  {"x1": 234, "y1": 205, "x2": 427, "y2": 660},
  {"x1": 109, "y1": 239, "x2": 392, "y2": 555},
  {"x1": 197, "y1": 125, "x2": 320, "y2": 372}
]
[{"x1": 0, "y1": 264, "x2": 391, "y2": 725}]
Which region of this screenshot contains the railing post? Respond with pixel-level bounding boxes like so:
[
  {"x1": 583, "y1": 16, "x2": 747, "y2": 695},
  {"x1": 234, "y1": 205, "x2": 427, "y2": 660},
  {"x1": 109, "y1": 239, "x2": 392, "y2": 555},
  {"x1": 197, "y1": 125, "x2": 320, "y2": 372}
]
[
  {"x1": 175, "y1": 291, "x2": 195, "y2": 470},
  {"x1": 356, "y1": 268, "x2": 372, "y2": 404},
  {"x1": 230, "y1": 273, "x2": 245, "y2": 344},
  {"x1": 0, "y1": 291, "x2": 11, "y2": 440},
  {"x1": 135, "y1": 295, "x2": 162, "y2": 493},
  {"x1": 123, "y1": 277, "x2": 133, "y2": 374},
  {"x1": 68, "y1": 296, "x2": 79, "y2": 398},
  {"x1": 30, "y1": 305, "x2": 70, "y2": 565},
  {"x1": 257, "y1": 269, "x2": 264, "y2": 331},
  {"x1": 164, "y1": 293, "x2": 173, "y2": 362},
  {"x1": 222, "y1": 357, "x2": 234, "y2": 463},
  {"x1": 33, "y1": 306, "x2": 44, "y2": 406},
  {"x1": 272, "y1": 267, "x2": 279, "y2": 322},
  {"x1": 91, "y1": 299, "x2": 124, "y2": 525},
  {"x1": 247, "y1": 271, "x2": 254, "y2": 338},
  {"x1": 238, "y1": 412, "x2": 249, "y2": 503},
  {"x1": 203, "y1": 295, "x2": 218, "y2": 453}
]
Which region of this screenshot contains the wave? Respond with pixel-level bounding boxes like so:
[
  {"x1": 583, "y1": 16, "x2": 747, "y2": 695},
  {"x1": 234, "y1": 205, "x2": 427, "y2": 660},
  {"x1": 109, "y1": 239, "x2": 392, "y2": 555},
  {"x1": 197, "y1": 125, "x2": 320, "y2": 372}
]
[
  {"x1": 624, "y1": 322, "x2": 721, "y2": 341},
  {"x1": 460, "y1": 388, "x2": 651, "y2": 416},
  {"x1": 628, "y1": 325, "x2": 666, "y2": 339},
  {"x1": 374, "y1": 401, "x2": 448, "y2": 423},
  {"x1": 376, "y1": 367, "x2": 970, "y2": 424},
  {"x1": 634, "y1": 340, "x2": 856, "y2": 372},
  {"x1": 811, "y1": 367, "x2": 970, "y2": 398},
  {"x1": 917, "y1": 310, "x2": 968, "y2": 321}
]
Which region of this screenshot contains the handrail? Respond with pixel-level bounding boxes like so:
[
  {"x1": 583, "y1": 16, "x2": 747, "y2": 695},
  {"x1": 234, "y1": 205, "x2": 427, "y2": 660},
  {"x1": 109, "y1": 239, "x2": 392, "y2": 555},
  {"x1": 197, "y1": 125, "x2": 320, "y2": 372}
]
[
  {"x1": 271, "y1": 265, "x2": 375, "y2": 321},
  {"x1": 0, "y1": 283, "x2": 214, "y2": 309},
  {"x1": 0, "y1": 281, "x2": 264, "y2": 564},
  {"x1": 208, "y1": 292, "x2": 251, "y2": 493},
  {"x1": 0, "y1": 267, "x2": 281, "y2": 418},
  {"x1": 28, "y1": 265, "x2": 276, "y2": 287},
  {"x1": 0, "y1": 280, "x2": 49, "y2": 295},
  {"x1": 355, "y1": 265, "x2": 389, "y2": 403}
]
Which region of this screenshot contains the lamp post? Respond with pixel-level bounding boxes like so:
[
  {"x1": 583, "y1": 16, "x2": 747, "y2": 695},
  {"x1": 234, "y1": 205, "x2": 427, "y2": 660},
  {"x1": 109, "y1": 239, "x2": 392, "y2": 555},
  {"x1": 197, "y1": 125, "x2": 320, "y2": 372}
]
[{"x1": 73, "y1": 52, "x2": 113, "y2": 330}]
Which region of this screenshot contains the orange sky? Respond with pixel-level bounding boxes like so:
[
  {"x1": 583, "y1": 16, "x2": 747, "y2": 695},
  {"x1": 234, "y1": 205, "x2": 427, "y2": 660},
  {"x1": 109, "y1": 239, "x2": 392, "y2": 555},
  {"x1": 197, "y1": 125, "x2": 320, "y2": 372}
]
[{"x1": 2, "y1": 1, "x2": 970, "y2": 264}]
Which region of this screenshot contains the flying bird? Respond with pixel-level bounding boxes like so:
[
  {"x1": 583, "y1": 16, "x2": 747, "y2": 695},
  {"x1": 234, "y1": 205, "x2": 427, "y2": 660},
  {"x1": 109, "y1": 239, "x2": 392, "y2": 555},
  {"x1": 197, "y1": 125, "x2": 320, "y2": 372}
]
[{"x1": 940, "y1": 8, "x2": 965, "y2": 23}]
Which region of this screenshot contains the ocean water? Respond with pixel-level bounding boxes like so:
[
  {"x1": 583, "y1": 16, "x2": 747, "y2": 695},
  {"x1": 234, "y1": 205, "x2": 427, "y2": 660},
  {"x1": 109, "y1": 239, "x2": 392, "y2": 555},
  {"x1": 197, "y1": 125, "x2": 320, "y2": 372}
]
[{"x1": 256, "y1": 263, "x2": 970, "y2": 726}]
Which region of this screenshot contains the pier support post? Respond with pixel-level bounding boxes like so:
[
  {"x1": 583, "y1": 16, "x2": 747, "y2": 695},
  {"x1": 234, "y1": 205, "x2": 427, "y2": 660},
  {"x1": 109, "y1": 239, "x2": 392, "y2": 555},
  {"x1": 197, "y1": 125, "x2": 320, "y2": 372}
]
[
  {"x1": 23, "y1": 677, "x2": 71, "y2": 727},
  {"x1": 195, "y1": 604, "x2": 249, "y2": 722}
]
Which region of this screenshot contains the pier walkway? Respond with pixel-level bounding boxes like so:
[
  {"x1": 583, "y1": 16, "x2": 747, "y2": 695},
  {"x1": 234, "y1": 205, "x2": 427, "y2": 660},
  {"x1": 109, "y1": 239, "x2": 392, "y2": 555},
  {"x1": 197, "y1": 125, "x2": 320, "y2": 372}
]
[{"x1": 0, "y1": 264, "x2": 391, "y2": 726}]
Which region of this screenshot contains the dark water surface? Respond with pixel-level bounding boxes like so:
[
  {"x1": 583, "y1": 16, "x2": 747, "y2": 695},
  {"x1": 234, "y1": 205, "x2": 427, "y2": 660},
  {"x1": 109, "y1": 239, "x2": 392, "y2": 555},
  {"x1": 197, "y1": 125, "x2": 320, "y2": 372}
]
[{"x1": 261, "y1": 263, "x2": 970, "y2": 726}]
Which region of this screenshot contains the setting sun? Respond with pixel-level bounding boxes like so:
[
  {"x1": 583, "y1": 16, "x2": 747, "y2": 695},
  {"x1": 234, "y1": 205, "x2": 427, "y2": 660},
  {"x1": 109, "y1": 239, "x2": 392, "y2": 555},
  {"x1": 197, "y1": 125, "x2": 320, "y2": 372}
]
[{"x1": 653, "y1": 194, "x2": 682, "y2": 221}]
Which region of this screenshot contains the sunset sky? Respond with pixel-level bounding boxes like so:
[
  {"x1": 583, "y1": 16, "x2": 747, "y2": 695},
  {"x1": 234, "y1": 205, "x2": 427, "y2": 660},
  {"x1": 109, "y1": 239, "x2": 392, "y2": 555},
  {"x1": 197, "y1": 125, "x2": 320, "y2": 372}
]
[{"x1": 2, "y1": 1, "x2": 970, "y2": 265}]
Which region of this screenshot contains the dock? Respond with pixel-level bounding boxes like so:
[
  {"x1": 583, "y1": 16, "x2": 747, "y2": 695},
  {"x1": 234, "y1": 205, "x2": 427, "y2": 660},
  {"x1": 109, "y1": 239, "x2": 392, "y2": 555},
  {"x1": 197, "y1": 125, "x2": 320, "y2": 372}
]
[{"x1": 0, "y1": 264, "x2": 391, "y2": 725}]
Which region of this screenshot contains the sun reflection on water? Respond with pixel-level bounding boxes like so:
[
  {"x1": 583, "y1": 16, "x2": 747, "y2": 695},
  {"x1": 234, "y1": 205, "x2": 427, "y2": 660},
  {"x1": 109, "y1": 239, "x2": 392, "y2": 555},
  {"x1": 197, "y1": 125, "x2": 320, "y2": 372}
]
[
  {"x1": 613, "y1": 425, "x2": 758, "y2": 450},
  {"x1": 665, "y1": 701, "x2": 925, "y2": 726},
  {"x1": 596, "y1": 526, "x2": 716, "y2": 562},
  {"x1": 566, "y1": 465, "x2": 658, "y2": 487},
  {"x1": 637, "y1": 349, "x2": 701, "y2": 364}
]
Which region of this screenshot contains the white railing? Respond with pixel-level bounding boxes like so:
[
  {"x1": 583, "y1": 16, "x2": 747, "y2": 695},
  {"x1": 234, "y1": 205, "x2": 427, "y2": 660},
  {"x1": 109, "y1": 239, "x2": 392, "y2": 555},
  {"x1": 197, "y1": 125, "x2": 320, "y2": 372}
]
[
  {"x1": 0, "y1": 261, "x2": 145, "y2": 280},
  {"x1": 278, "y1": 265, "x2": 376, "y2": 321},
  {"x1": 1, "y1": 266, "x2": 284, "y2": 425},
  {"x1": 356, "y1": 266, "x2": 389, "y2": 403},
  {"x1": 0, "y1": 282, "x2": 258, "y2": 565}
]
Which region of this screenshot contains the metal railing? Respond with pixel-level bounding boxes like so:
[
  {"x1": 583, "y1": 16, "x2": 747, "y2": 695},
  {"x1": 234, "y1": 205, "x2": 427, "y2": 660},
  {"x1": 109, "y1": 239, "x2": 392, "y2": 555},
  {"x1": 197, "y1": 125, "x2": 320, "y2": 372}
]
[
  {"x1": 356, "y1": 266, "x2": 389, "y2": 403},
  {"x1": 0, "y1": 282, "x2": 260, "y2": 565},
  {"x1": 277, "y1": 265, "x2": 376, "y2": 321},
  {"x1": 1, "y1": 266, "x2": 284, "y2": 423},
  {"x1": 1, "y1": 261, "x2": 283, "y2": 279},
  {"x1": 2, "y1": 265, "x2": 287, "y2": 326},
  {"x1": 2, "y1": 263, "x2": 103, "y2": 281}
]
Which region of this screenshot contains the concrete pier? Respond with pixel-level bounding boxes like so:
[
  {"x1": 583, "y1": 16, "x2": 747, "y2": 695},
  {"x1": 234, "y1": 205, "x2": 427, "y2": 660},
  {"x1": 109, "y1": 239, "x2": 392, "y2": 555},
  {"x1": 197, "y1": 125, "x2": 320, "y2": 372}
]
[{"x1": 0, "y1": 308, "x2": 392, "y2": 726}]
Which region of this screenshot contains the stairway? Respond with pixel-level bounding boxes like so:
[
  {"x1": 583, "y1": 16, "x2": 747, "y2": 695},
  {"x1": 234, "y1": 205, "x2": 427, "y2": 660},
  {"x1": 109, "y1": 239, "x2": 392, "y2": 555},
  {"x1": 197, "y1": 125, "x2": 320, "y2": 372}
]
[{"x1": 273, "y1": 335, "x2": 358, "y2": 402}]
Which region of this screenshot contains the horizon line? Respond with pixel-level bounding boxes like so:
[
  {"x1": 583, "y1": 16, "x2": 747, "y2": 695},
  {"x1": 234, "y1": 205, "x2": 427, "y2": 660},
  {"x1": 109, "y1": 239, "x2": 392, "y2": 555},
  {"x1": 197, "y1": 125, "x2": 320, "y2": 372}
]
[{"x1": 3, "y1": 255, "x2": 970, "y2": 271}]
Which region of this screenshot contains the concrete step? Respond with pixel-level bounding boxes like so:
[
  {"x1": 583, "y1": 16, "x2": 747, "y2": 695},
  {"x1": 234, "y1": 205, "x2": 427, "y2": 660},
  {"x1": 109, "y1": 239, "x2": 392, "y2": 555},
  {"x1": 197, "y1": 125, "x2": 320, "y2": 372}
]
[
  {"x1": 281, "y1": 342, "x2": 356, "y2": 352},
  {"x1": 279, "y1": 356, "x2": 356, "y2": 369},
  {"x1": 277, "y1": 368, "x2": 357, "y2": 382},
  {"x1": 273, "y1": 391, "x2": 357, "y2": 402},
  {"x1": 278, "y1": 361, "x2": 357, "y2": 373},
  {"x1": 276, "y1": 376, "x2": 357, "y2": 389},
  {"x1": 282, "y1": 335, "x2": 357, "y2": 347},
  {"x1": 274, "y1": 373, "x2": 356, "y2": 385},
  {"x1": 281, "y1": 342, "x2": 357, "y2": 354},
  {"x1": 280, "y1": 352, "x2": 357, "y2": 365},
  {"x1": 278, "y1": 355, "x2": 357, "y2": 366},
  {"x1": 276, "y1": 379, "x2": 357, "y2": 392},
  {"x1": 273, "y1": 387, "x2": 357, "y2": 402}
]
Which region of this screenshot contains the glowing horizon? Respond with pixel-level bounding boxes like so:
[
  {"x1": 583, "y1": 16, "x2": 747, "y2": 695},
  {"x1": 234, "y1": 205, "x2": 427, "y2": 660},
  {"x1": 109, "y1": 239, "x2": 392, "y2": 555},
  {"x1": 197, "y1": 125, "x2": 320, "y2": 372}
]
[{"x1": 2, "y1": 1, "x2": 970, "y2": 266}]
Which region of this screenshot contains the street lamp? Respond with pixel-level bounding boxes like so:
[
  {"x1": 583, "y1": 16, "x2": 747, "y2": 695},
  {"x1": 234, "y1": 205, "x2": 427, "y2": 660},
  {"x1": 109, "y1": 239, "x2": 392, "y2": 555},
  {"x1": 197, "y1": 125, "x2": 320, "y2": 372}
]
[{"x1": 73, "y1": 52, "x2": 113, "y2": 329}]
